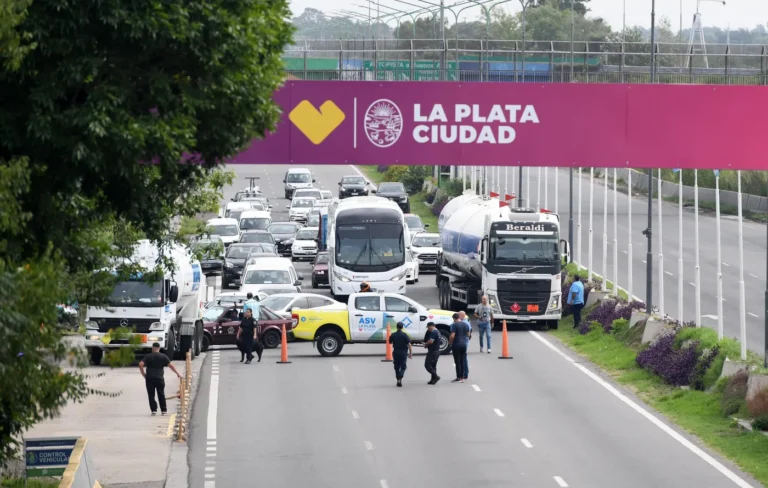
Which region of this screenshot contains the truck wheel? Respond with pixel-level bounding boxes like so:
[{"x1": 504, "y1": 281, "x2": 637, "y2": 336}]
[
  {"x1": 311, "y1": 278, "x2": 318, "y2": 289},
  {"x1": 547, "y1": 320, "x2": 559, "y2": 330},
  {"x1": 201, "y1": 333, "x2": 211, "y2": 352},
  {"x1": 317, "y1": 331, "x2": 344, "y2": 357},
  {"x1": 438, "y1": 329, "x2": 451, "y2": 355},
  {"x1": 165, "y1": 330, "x2": 177, "y2": 360},
  {"x1": 263, "y1": 330, "x2": 281, "y2": 349},
  {"x1": 89, "y1": 348, "x2": 103, "y2": 366}
]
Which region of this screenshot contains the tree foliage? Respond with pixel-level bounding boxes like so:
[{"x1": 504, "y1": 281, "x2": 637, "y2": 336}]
[{"x1": 0, "y1": 0, "x2": 292, "y2": 465}]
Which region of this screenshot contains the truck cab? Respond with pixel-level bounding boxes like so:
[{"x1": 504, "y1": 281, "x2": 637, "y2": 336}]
[{"x1": 291, "y1": 292, "x2": 454, "y2": 357}]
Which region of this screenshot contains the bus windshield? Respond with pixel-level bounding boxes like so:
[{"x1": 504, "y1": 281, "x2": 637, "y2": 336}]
[{"x1": 335, "y1": 223, "x2": 405, "y2": 272}]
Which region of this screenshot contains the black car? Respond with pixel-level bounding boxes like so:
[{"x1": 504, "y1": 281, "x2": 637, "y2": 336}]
[
  {"x1": 374, "y1": 182, "x2": 410, "y2": 212},
  {"x1": 338, "y1": 175, "x2": 369, "y2": 199},
  {"x1": 222, "y1": 243, "x2": 270, "y2": 289},
  {"x1": 267, "y1": 222, "x2": 302, "y2": 257},
  {"x1": 192, "y1": 238, "x2": 225, "y2": 275}
]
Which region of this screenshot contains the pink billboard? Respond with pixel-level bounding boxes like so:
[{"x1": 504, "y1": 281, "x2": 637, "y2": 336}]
[{"x1": 232, "y1": 81, "x2": 768, "y2": 170}]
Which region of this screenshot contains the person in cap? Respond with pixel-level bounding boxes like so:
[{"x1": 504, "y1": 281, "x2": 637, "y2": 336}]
[
  {"x1": 423, "y1": 322, "x2": 442, "y2": 385},
  {"x1": 360, "y1": 282, "x2": 371, "y2": 292},
  {"x1": 139, "y1": 342, "x2": 182, "y2": 416},
  {"x1": 449, "y1": 313, "x2": 470, "y2": 383},
  {"x1": 388, "y1": 321, "x2": 413, "y2": 387}
]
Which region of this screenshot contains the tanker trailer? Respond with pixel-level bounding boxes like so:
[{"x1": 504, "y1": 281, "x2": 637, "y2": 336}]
[
  {"x1": 435, "y1": 202, "x2": 570, "y2": 329},
  {"x1": 437, "y1": 191, "x2": 481, "y2": 234}
]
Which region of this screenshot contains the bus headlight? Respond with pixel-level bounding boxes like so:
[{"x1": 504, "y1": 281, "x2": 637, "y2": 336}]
[
  {"x1": 334, "y1": 272, "x2": 351, "y2": 282},
  {"x1": 390, "y1": 272, "x2": 406, "y2": 281}
]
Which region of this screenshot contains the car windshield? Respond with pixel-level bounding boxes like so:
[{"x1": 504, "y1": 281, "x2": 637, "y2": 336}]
[
  {"x1": 241, "y1": 233, "x2": 273, "y2": 243},
  {"x1": 226, "y1": 245, "x2": 260, "y2": 259},
  {"x1": 240, "y1": 217, "x2": 270, "y2": 231},
  {"x1": 286, "y1": 172, "x2": 311, "y2": 183},
  {"x1": 335, "y1": 223, "x2": 405, "y2": 272},
  {"x1": 248, "y1": 202, "x2": 265, "y2": 211},
  {"x1": 378, "y1": 183, "x2": 404, "y2": 193},
  {"x1": 342, "y1": 176, "x2": 365, "y2": 185},
  {"x1": 243, "y1": 270, "x2": 291, "y2": 285},
  {"x1": 315, "y1": 254, "x2": 329, "y2": 264},
  {"x1": 404, "y1": 216, "x2": 423, "y2": 229},
  {"x1": 295, "y1": 190, "x2": 322, "y2": 199},
  {"x1": 208, "y1": 224, "x2": 238, "y2": 236},
  {"x1": 412, "y1": 235, "x2": 441, "y2": 247},
  {"x1": 269, "y1": 224, "x2": 299, "y2": 235},
  {"x1": 292, "y1": 199, "x2": 314, "y2": 208},
  {"x1": 107, "y1": 280, "x2": 163, "y2": 307},
  {"x1": 296, "y1": 229, "x2": 316, "y2": 240},
  {"x1": 203, "y1": 306, "x2": 226, "y2": 321},
  {"x1": 192, "y1": 241, "x2": 223, "y2": 259},
  {"x1": 259, "y1": 296, "x2": 294, "y2": 311}
]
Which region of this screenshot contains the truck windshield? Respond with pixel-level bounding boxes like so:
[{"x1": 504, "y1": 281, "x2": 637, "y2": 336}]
[
  {"x1": 107, "y1": 280, "x2": 163, "y2": 307},
  {"x1": 335, "y1": 224, "x2": 405, "y2": 272},
  {"x1": 490, "y1": 234, "x2": 560, "y2": 265}
]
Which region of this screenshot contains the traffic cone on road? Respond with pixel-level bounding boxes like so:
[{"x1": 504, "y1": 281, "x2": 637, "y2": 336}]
[
  {"x1": 381, "y1": 324, "x2": 393, "y2": 362},
  {"x1": 276, "y1": 324, "x2": 291, "y2": 364},
  {"x1": 498, "y1": 320, "x2": 513, "y2": 360}
]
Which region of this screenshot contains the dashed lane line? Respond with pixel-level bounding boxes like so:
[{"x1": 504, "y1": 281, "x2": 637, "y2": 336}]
[
  {"x1": 352, "y1": 410, "x2": 360, "y2": 419},
  {"x1": 554, "y1": 476, "x2": 569, "y2": 487},
  {"x1": 493, "y1": 408, "x2": 505, "y2": 418},
  {"x1": 365, "y1": 441, "x2": 374, "y2": 450},
  {"x1": 341, "y1": 387, "x2": 348, "y2": 394},
  {"x1": 472, "y1": 384, "x2": 482, "y2": 392},
  {"x1": 521, "y1": 438, "x2": 533, "y2": 448}
]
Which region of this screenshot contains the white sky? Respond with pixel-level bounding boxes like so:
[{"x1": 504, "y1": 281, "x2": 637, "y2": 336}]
[{"x1": 289, "y1": 0, "x2": 767, "y2": 31}]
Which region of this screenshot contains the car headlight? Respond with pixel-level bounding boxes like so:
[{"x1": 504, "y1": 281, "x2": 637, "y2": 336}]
[
  {"x1": 390, "y1": 272, "x2": 406, "y2": 281},
  {"x1": 401, "y1": 197, "x2": 408, "y2": 202},
  {"x1": 334, "y1": 272, "x2": 351, "y2": 282},
  {"x1": 487, "y1": 294, "x2": 501, "y2": 314},
  {"x1": 549, "y1": 295, "x2": 561, "y2": 310},
  {"x1": 225, "y1": 261, "x2": 234, "y2": 268},
  {"x1": 86, "y1": 320, "x2": 98, "y2": 330},
  {"x1": 149, "y1": 322, "x2": 164, "y2": 331}
]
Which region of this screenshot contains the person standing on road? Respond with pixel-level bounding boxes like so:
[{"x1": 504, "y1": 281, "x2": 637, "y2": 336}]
[
  {"x1": 474, "y1": 296, "x2": 494, "y2": 354},
  {"x1": 237, "y1": 308, "x2": 258, "y2": 364},
  {"x1": 423, "y1": 322, "x2": 441, "y2": 385},
  {"x1": 458, "y1": 311, "x2": 472, "y2": 381},
  {"x1": 567, "y1": 275, "x2": 585, "y2": 329},
  {"x1": 243, "y1": 292, "x2": 260, "y2": 317},
  {"x1": 138, "y1": 342, "x2": 181, "y2": 416},
  {"x1": 389, "y1": 321, "x2": 413, "y2": 387},
  {"x1": 449, "y1": 313, "x2": 470, "y2": 383}
]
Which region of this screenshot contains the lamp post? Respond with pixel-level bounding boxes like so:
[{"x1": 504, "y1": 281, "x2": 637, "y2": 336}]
[{"x1": 645, "y1": 0, "x2": 656, "y2": 315}]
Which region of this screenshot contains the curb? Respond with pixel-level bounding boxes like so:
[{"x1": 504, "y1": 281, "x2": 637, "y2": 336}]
[{"x1": 164, "y1": 351, "x2": 206, "y2": 488}]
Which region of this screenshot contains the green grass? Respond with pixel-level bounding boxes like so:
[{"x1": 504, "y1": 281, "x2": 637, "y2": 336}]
[
  {"x1": 661, "y1": 195, "x2": 768, "y2": 223},
  {"x1": 549, "y1": 318, "x2": 768, "y2": 486},
  {"x1": 356, "y1": 165, "x2": 438, "y2": 231},
  {"x1": 1, "y1": 478, "x2": 59, "y2": 488}
]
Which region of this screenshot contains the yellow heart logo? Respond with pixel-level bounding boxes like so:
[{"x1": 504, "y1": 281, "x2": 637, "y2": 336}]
[{"x1": 289, "y1": 100, "x2": 345, "y2": 145}]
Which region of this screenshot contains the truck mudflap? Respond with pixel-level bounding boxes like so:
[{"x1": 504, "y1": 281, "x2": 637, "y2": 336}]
[{"x1": 180, "y1": 319, "x2": 196, "y2": 336}]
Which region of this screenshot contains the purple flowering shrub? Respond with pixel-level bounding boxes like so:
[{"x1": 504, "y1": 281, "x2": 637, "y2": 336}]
[
  {"x1": 636, "y1": 329, "x2": 703, "y2": 386},
  {"x1": 582, "y1": 300, "x2": 646, "y2": 334},
  {"x1": 376, "y1": 165, "x2": 388, "y2": 173}
]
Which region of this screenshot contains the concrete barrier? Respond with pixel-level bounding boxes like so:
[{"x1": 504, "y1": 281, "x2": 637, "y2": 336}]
[{"x1": 58, "y1": 438, "x2": 96, "y2": 488}]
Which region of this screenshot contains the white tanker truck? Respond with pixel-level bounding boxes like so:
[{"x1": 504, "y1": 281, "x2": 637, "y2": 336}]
[
  {"x1": 85, "y1": 240, "x2": 206, "y2": 364},
  {"x1": 435, "y1": 198, "x2": 570, "y2": 329}
]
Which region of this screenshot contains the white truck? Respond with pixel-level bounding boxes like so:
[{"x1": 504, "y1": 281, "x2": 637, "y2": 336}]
[
  {"x1": 436, "y1": 200, "x2": 570, "y2": 329},
  {"x1": 84, "y1": 240, "x2": 206, "y2": 364}
]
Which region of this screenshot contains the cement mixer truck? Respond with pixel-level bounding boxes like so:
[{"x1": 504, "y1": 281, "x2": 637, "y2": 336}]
[
  {"x1": 84, "y1": 240, "x2": 206, "y2": 364},
  {"x1": 435, "y1": 200, "x2": 570, "y2": 329}
]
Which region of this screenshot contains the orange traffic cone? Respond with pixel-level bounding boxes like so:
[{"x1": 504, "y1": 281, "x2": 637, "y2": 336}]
[
  {"x1": 276, "y1": 324, "x2": 291, "y2": 364},
  {"x1": 498, "y1": 320, "x2": 513, "y2": 359},
  {"x1": 381, "y1": 323, "x2": 393, "y2": 362}
]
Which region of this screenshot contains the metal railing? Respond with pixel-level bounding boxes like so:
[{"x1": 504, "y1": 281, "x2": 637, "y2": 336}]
[{"x1": 283, "y1": 39, "x2": 768, "y2": 85}]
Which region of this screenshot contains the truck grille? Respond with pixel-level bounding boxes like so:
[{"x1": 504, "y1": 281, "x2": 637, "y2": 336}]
[
  {"x1": 497, "y1": 279, "x2": 551, "y2": 316},
  {"x1": 418, "y1": 253, "x2": 438, "y2": 260},
  {"x1": 94, "y1": 318, "x2": 157, "y2": 333}
]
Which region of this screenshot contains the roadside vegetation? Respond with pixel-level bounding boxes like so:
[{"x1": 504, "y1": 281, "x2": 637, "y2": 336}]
[
  {"x1": 553, "y1": 263, "x2": 768, "y2": 485},
  {"x1": 0, "y1": 0, "x2": 293, "y2": 468}
]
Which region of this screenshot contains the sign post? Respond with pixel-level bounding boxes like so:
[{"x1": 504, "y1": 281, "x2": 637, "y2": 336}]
[{"x1": 24, "y1": 436, "x2": 79, "y2": 481}]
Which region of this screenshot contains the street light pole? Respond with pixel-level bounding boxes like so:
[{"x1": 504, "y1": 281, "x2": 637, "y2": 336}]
[
  {"x1": 570, "y1": 0, "x2": 574, "y2": 81},
  {"x1": 569, "y1": 168, "x2": 574, "y2": 260},
  {"x1": 645, "y1": 0, "x2": 656, "y2": 315}
]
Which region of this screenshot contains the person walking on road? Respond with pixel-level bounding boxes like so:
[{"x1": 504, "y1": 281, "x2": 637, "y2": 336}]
[
  {"x1": 138, "y1": 342, "x2": 181, "y2": 416},
  {"x1": 243, "y1": 292, "x2": 260, "y2": 316},
  {"x1": 567, "y1": 275, "x2": 585, "y2": 329},
  {"x1": 389, "y1": 321, "x2": 413, "y2": 387},
  {"x1": 423, "y1": 322, "x2": 441, "y2": 385},
  {"x1": 458, "y1": 311, "x2": 472, "y2": 381},
  {"x1": 449, "y1": 313, "x2": 470, "y2": 383},
  {"x1": 237, "y1": 308, "x2": 259, "y2": 364},
  {"x1": 474, "y1": 295, "x2": 494, "y2": 354}
]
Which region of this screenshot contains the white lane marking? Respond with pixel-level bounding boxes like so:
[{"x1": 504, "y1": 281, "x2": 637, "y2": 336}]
[
  {"x1": 352, "y1": 410, "x2": 360, "y2": 419},
  {"x1": 723, "y1": 262, "x2": 730, "y2": 267},
  {"x1": 205, "y1": 467, "x2": 215, "y2": 472},
  {"x1": 703, "y1": 314, "x2": 718, "y2": 320},
  {"x1": 472, "y1": 384, "x2": 482, "y2": 392},
  {"x1": 554, "y1": 476, "x2": 569, "y2": 487},
  {"x1": 365, "y1": 441, "x2": 374, "y2": 450},
  {"x1": 206, "y1": 447, "x2": 216, "y2": 452},
  {"x1": 206, "y1": 453, "x2": 216, "y2": 458},
  {"x1": 622, "y1": 250, "x2": 628, "y2": 254},
  {"x1": 749, "y1": 273, "x2": 759, "y2": 279},
  {"x1": 748, "y1": 312, "x2": 759, "y2": 318},
  {"x1": 205, "y1": 473, "x2": 215, "y2": 479},
  {"x1": 642, "y1": 260, "x2": 647, "y2": 264},
  {"x1": 493, "y1": 408, "x2": 505, "y2": 417},
  {"x1": 206, "y1": 460, "x2": 216, "y2": 465},
  {"x1": 665, "y1": 271, "x2": 673, "y2": 276},
  {"x1": 204, "y1": 481, "x2": 215, "y2": 488},
  {"x1": 341, "y1": 387, "x2": 348, "y2": 394},
  {"x1": 208, "y1": 371, "x2": 220, "y2": 441},
  {"x1": 529, "y1": 330, "x2": 756, "y2": 488},
  {"x1": 207, "y1": 440, "x2": 216, "y2": 445},
  {"x1": 380, "y1": 481, "x2": 390, "y2": 488},
  {"x1": 689, "y1": 282, "x2": 696, "y2": 287},
  {"x1": 333, "y1": 365, "x2": 340, "y2": 372},
  {"x1": 521, "y1": 438, "x2": 533, "y2": 448}
]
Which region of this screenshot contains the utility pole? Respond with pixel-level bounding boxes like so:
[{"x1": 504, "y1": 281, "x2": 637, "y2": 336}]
[
  {"x1": 569, "y1": 167, "x2": 574, "y2": 261},
  {"x1": 645, "y1": 0, "x2": 656, "y2": 315},
  {"x1": 570, "y1": 0, "x2": 574, "y2": 81}
]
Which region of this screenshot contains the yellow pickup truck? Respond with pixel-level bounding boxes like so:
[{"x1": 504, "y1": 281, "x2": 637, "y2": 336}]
[{"x1": 290, "y1": 292, "x2": 455, "y2": 357}]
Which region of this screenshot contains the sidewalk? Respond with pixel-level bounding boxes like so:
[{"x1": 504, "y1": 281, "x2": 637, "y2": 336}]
[{"x1": 22, "y1": 339, "x2": 204, "y2": 488}]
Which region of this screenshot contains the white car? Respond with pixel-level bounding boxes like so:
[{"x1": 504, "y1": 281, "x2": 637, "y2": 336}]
[
  {"x1": 284, "y1": 168, "x2": 315, "y2": 199},
  {"x1": 404, "y1": 213, "x2": 428, "y2": 238},
  {"x1": 238, "y1": 210, "x2": 272, "y2": 234},
  {"x1": 291, "y1": 227, "x2": 319, "y2": 261},
  {"x1": 405, "y1": 250, "x2": 420, "y2": 284},
  {"x1": 259, "y1": 293, "x2": 346, "y2": 320},
  {"x1": 410, "y1": 232, "x2": 441, "y2": 272},
  {"x1": 238, "y1": 257, "x2": 302, "y2": 295},
  {"x1": 206, "y1": 217, "x2": 241, "y2": 247},
  {"x1": 288, "y1": 197, "x2": 316, "y2": 224}
]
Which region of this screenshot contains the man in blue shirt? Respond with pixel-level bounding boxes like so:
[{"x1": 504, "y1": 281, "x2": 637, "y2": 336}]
[
  {"x1": 567, "y1": 275, "x2": 585, "y2": 329},
  {"x1": 449, "y1": 313, "x2": 470, "y2": 383},
  {"x1": 243, "y1": 292, "x2": 260, "y2": 318}
]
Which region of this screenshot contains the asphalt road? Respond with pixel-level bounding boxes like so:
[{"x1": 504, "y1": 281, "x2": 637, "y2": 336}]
[{"x1": 184, "y1": 163, "x2": 762, "y2": 488}]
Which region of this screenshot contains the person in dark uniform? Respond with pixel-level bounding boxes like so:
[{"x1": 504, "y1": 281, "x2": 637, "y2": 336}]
[
  {"x1": 423, "y1": 322, "x2": 441, "y2": 385},
  {"x1": 388, "y1": 321, "x2": 413, "y2": 387},
  {"x1": 360, "y1": 281, "x2": 371, "y2": 292},
  {"x1": 237, "y1": 308, "x2": 258, "y2": 364},
  {"x1": 138, "y1": 342, "x2": 181, "y2": 415}
]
